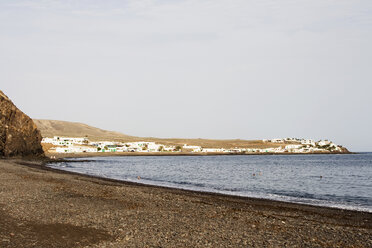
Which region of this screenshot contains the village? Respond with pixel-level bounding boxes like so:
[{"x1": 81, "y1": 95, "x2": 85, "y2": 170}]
[{"x1": 41, "y1": 136, "x2": 345, "y2": 154}]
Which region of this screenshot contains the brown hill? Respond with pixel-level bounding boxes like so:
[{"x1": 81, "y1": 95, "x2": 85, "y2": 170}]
[
  {"x1": 34, "y1": 119, "x2": 282, "y2": 149},
  {"x1": 33, "y1": 119, "x2": 137, "y2": 142},
  {"x1": 0, "y1": 91, "x2": 44, "y2": 157}
]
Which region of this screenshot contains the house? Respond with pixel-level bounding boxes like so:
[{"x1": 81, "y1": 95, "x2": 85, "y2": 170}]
[
  {"x1": 127, "y1": 147, "x2": 141, "y2": 152},
  {"x1": 82, "y1": 147, "x2": 98, "y2": 153},
  {"x1": 52, "y1": 143, "x2": 98, "y2": 153},
  {"x1": 231, "y1": 148, "x2": 244, "y2": 153},
  {"x1": 285, "y1": 144, "x2": 303, "y2": 152},
  {"x1": 301, "y1": 139, "x2": 315, "y2": 146},
  {"x1": 147, "y1": 142, "x2": 162, "y2": 152},
  {"x1": 104, "y1": 145, "x2": 117, "y2": 152},
  {"x1": 162, "y1": 146, "x2": 176, "y2": 152},
  {"x1": 183, "y1": 144, "x2": 202, "y2": 152},
  {"x1": 202, "y1": 148, "x2": 225, "y2": 153},
  {"x1": 242, "y1": 148, "x2": 255, "y2": 153},
  {"x1": 318, "y1": 140, "x2": 331, "y2": 146},
  {"x1": 43, "y1": 136, "x2": 90, "y2": 146}
]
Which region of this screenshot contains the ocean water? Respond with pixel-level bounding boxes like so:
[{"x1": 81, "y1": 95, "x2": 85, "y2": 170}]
[{"x1": 47, "y1": 153, "x2": 372, "y2": 212}]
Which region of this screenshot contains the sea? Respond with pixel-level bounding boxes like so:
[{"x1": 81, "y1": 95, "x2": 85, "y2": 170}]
[{"x1": 47, "y1": 153, "x2": 372, "y2": 212}]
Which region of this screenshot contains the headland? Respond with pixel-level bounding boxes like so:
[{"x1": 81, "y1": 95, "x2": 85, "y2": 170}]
[{"x1": 35, "y1": 120, "x2": 351, "y2": 157}]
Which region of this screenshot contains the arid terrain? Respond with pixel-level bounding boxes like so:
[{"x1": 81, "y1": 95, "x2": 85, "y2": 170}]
[{"x1": 34, "y1": 119, "x2": 287, "y2": 149}]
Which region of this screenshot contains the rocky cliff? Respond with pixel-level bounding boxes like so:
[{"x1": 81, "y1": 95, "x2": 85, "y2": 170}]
[{"x1": 0, "y1": 90, "x2": 44, "y2": 157}]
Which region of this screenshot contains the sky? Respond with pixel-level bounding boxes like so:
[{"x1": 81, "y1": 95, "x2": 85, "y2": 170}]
[{"x1": 1, "y1": 0, "x2": 372, "y2": 151}]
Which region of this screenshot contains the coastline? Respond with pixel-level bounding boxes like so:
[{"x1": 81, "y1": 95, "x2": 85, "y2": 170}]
[
  {"x1": 1, "y1": 158, "x2": 371, "y2": 247},
  {"x1": 43, "y1": 156, "x2": 370, "y2": 213},
  {"x1": 45, "y1": 150, "x2": 354, "y2": 159}
]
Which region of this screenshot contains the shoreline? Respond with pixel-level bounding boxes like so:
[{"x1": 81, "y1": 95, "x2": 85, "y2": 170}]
[
  {"x1": 43, "y1": 156, "x2": 371, "y2": 214},
  {"x1": 11, "y1": 157, "x2": 372, "y2": 215},
  {"x1": 45, "y1": 150, "x2": 354, "y2": 159},
  {"x1": 1, "y1": 158, "x2": 371, "y2": 247}
]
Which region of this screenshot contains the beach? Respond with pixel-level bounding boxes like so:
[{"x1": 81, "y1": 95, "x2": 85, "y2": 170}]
[{"x1": 1, "y1": 158, "x2": 371, "y2": 247}]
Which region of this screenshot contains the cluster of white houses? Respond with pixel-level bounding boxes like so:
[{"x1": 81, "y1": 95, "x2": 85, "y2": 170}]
[
  {"x1": 42, "y1": 137, "x2": 179, "y2": 153},
  {"x1": 42, "y1": 136, "x2": 344, "y2": 154}
]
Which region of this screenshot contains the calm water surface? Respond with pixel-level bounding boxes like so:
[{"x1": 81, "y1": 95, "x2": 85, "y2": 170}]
[{"x1": 47, "y1": 153, "x2": 372, "y2": 212}]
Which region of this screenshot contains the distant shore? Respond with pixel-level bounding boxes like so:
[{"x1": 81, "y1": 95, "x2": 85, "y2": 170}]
[
  {"x1": 1, "y1": 158, "x2": 370, "y2": 247},
  {"x1": 46, "y1": 150, "x2": 352, "y2": 159}
]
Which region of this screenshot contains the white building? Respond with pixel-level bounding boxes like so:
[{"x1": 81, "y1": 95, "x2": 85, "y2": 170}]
[
  {"x1": 301, "y1": 139, "x2": 315, "y2": 146},
  {"x1": 260, "y1": 147, "x2": 284, "y2": 153},
  {"x1": 163, "y1": 146, "x2": 176, "y2": 152},
  {"x1": 122, "y1": 142, "x2": 163, "y2": 152},
  {"x1": 230, "y1": 148, "x2": 243, "y2": 153},
  {"x1": 202, "y1": 148, "x2": 225, "y2": 153},
  {"x1": 42, "y1": 136, "x2": 89, "y2": 146},
  {"x1": 127, "y1": 147, "x2": 141, "y2": 152},
  {"x1": 83, "y1": 147, "x2": 98, "y2": 153},
  {"x1": 147, "y1": 142, "x2": 162, "y2": 152},
  {"x1": 285, "y1": 144, "x2": 303, "y2": 152},
  {"x1": 55, "y1": 146, "x2": 98, "y2": 153},
  {"x1": 183, "y1": 144, "x2": 202, "y2": 152},
  {"x1": 97, "y1": 141, "x2": 116, "y2": 147},
  {"x1": 318, "y1": 140, "x2": 331, "y2": 146}
]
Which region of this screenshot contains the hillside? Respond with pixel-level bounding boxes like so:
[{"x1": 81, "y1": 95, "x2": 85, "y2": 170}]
[
  {"x1": 33, "y1": 120, "x2": 138, "y2": 142},
  {"x1": 33, "y1": 119, "x2": 283, "y2": 149}
]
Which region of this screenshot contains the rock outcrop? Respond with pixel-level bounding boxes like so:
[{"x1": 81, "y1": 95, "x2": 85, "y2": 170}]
[{"x1": 0, "y1": 90, "x2": 44, "y2": 157}]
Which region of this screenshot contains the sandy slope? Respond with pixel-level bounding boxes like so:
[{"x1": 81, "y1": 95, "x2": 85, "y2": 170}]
[{"x1": 34, "y1": 119, "x2": 284, "y2": 149}]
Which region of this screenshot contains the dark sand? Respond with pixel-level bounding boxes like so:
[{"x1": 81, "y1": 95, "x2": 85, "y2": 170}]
[{"x1": 0, "y1": 158, "x2": 371, "y2": 247}]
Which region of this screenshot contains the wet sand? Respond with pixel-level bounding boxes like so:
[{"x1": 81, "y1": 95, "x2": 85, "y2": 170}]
[{"x1": 0, "y1": 158, "x2": 371, "y2": 247}]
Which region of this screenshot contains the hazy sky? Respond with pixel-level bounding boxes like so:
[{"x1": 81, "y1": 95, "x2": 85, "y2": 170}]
[{"x1": 1, "y1": 0, "x2": 372, "y2": 151}]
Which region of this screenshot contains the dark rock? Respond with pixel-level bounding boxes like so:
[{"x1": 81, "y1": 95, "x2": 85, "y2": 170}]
[{"x1": 0, "y1": 90, "x2": 44, "y2": 157}]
